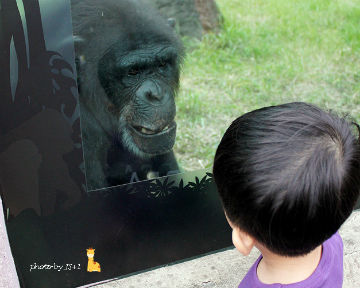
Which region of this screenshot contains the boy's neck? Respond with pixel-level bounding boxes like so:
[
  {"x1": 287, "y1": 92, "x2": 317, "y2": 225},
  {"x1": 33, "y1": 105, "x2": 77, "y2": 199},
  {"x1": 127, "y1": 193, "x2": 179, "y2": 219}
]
[{"x1": 256, "y1": 243, "x2": 322, "y2": 285}]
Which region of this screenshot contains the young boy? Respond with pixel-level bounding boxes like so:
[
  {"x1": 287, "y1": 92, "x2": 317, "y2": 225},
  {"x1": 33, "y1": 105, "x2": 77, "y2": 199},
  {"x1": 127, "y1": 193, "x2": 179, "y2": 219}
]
[{"x1": 213, "y1": 102, "x2": 360, "y2": 287}]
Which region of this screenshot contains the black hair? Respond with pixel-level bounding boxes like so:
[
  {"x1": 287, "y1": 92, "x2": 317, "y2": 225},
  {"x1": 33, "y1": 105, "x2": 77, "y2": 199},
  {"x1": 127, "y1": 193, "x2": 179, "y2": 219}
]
[{"x1": 213, "y1": 102, "x2": 360, "y2": 256}]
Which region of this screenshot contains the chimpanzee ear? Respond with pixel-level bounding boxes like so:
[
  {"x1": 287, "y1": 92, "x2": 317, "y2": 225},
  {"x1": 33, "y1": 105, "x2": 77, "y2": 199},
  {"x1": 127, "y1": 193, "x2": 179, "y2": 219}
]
[{"x1": 167, "y1": 18, "x2": 176, "y2": 29}]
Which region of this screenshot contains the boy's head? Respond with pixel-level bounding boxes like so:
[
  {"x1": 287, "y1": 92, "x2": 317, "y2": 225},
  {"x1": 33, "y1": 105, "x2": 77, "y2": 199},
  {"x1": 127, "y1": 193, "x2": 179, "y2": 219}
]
[{"x1": 213, "y1": 102, "x2": 360, "y2": 256}]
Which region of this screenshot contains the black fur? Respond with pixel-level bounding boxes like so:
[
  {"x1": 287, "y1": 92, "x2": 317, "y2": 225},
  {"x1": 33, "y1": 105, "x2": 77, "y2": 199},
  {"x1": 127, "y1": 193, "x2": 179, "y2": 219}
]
[{"x1": 71, "y1": 0, "x2": 184, "y2": 190}]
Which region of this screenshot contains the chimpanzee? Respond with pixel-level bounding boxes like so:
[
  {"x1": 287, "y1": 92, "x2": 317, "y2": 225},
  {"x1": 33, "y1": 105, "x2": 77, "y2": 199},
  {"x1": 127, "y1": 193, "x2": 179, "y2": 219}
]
[{"x1": 71, "y1": 0, "x2": 184, "y2": 190}]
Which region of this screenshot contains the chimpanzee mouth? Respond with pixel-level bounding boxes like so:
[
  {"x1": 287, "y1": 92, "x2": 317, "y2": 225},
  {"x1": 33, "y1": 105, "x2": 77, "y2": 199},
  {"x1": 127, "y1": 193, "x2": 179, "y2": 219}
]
[
  {"x1": 131, "y1": 121, "x2": 176, "y2": 136},
  {"x1": 133, "y1": 122, "x2": 175, "y2": 135},
  {"x1": 127, "y1": 121, "x2": 177, "y2": 155}
]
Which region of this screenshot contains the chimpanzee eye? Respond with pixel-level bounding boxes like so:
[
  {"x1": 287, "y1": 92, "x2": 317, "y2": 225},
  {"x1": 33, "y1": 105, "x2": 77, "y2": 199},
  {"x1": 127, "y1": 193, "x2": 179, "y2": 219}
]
[
  {"x1": 128, "y1": 68, "x2": 139, "y2": 76},
  {"x1": 159, "y1": 60, "x2": 167, "y2": 68}
]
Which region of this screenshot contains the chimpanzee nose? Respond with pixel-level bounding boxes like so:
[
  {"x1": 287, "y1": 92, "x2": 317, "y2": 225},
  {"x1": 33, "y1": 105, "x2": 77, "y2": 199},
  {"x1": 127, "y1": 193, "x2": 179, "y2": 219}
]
[{"x1": 136, "y1": 80, "x2": 164, "y2": 103}]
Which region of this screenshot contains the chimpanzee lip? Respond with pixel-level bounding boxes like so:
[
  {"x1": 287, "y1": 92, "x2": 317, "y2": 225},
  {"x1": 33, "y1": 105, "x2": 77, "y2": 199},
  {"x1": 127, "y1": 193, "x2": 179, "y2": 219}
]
[
  {"x1": 130, "y1": 121, "x2": 176, "y2": 137},
  {"x1": 128, "y1": 121, "x2": 177, "y2": 155}
]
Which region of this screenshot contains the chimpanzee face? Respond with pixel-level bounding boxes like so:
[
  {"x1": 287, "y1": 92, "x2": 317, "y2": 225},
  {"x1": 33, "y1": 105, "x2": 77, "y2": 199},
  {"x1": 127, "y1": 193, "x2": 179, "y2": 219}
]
[{"x1": 97, "y1": 43, "x2": 179, "y2": 156}]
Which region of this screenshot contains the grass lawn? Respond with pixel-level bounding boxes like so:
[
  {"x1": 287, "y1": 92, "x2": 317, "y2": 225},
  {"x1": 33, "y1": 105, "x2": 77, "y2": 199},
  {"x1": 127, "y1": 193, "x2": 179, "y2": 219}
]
[{"x1": 174, "y1": 0, "x2": 360, "y2": 171}]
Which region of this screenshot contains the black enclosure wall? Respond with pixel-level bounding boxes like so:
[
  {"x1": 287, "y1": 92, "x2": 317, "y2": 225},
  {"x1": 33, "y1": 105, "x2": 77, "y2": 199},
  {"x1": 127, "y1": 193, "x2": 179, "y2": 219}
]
[{"x1": 0, "y1": 0, "x2": 232, "y2": 287}]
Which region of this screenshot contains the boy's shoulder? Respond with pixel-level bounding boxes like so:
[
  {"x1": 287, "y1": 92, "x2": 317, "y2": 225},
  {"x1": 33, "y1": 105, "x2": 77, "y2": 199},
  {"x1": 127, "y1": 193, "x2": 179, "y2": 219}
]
[{"x1": 238, "y1": 232, "x2": 343, "y2": 288}]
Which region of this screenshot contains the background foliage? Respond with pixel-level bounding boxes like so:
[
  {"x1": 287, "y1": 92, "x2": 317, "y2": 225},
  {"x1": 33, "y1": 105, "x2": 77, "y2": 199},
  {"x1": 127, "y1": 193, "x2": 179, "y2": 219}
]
[{"x1": 174, "y1": 0, "x2": 360, "y2": 171}]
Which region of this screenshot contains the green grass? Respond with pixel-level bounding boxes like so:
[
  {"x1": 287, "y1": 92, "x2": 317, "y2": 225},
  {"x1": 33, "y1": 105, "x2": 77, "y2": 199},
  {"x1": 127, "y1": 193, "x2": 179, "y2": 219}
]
[{"x1": 174, "y1": 0, "x2": 360, "y2": 171}]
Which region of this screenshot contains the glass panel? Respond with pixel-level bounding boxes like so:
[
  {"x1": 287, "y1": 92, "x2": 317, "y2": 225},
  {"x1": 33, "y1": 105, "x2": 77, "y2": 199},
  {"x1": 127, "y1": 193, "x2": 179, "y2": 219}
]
[
  {"x1": 72, "y1": 0, "x2": 185, "y2": 189},
  {"x1": 0, "y1": 0, "x2": 84, "y2": 216}
]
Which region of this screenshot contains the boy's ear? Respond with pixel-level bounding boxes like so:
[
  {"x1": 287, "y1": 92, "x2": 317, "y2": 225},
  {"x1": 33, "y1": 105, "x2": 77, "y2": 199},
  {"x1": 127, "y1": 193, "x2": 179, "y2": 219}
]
[{"x1": 232, "y1": 228, "x2": 255, "y2": 256}]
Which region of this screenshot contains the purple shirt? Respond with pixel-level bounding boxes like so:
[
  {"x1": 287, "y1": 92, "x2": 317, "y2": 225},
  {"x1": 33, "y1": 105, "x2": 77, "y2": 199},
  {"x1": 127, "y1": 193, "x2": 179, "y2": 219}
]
[{"x1": 238, "y1": 232, "x2": 343, "y2": 288}]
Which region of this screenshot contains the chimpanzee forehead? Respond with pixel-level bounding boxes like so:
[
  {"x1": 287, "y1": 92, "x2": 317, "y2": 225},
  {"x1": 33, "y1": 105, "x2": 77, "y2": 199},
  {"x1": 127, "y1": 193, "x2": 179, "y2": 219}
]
[{"x1": 113, "y1": 45, "x2": 178, "y2": 67}]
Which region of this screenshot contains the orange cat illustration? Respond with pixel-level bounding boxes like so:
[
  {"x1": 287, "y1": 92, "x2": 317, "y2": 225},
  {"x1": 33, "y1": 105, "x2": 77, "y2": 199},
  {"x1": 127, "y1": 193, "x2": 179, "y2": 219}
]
[{"x1": 86, "y1": 248, "x2": 101, "y2": 272}]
